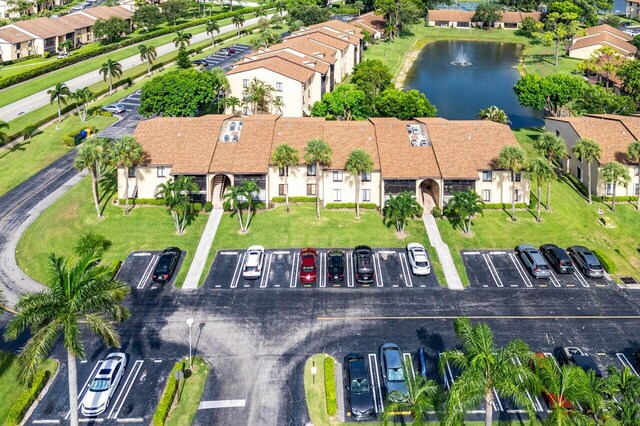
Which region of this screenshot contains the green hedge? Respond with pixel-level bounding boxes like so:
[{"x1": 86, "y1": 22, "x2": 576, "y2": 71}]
[
  {"x1": 593, "y1": 250, "x2": 616, "y2": 274},
  {"x1": 153, "y1": 360, "x2": 186, "y2": 426},
  {"x1": 323, "y1": 356, "x2": 337, "y2": 417},
  {"x1": 325, "y1": 202, "x2": 377, "y2": 210},
  {"x1": 62, "y1": 125, "x2": 97, "y2": 146},
  {"x1": 601, "y1": 195, "x2": 639, "y2": 202},
  {"x1": 6, "y1": 368, "x2": 52, "y2": 426},
  {"x1": 118, "y1": 197, "x2": 165, "y2": 206},
  {"x1": 271, "y1": 196, "x2": 316, "y2": 203},
  {"x1": 482, "y1": 202, "x2": 529, "y2": 210}
]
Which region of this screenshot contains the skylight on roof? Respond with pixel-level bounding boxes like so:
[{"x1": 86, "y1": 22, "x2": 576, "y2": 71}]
[
  {"x1": 221, "y1": 120, "x2": 243, "y2": 143},
  {"x1": 407, "y1": 124, "x2": 429, "y2": 146}
]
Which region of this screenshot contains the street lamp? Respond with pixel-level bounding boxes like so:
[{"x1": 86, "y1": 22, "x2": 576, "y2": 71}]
[{"x1": 186, "y1": 317, "x2": 194, "y2": 368}]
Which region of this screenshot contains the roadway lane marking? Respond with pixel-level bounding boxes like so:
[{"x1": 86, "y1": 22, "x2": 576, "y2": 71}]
[
  {"x1": 109, "y1": 360, "x2": 144, "y2": 419},
  {"x1": 509, "y1": 253, "x2": 533, "y2": 288},
  {"x1": 230, "y1": 253, "x2": 245, "y2": 289},
  {"x1": 318, "y1": 315, "x2": 640, "y2": 320},
  {"x1": 290, "y1": 252, "x2": 299, "y2": 288},
  {"x1": 137, "y1": 255, "x2": 158, "y2": 289},
  {"x1": 68, "y1": 361, "x2": 104, "y2": 419},
  {"x1": 198, "y1": 399, "x2": 246, "y2": 409},
  {"x1": 483, "y1": 254, "x2": 502, "y2": 287},
  {"x1": 259, "y1": 252, "x2": 272, "y2": 288},
  {"x1": 399, "y1": 253, "x2": 413, "y2": 287},
  {"x1": 374, "y1": 252, "x2": 384, "y2": 287}
]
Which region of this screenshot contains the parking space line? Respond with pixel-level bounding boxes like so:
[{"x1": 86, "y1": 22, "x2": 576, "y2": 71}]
[
  {"x1": 137, "y1": 255, "x2": 158, "y2": 289},
  {"x1": 230, "y1": 253, "x2": 245, "y2": 289},
  {"x1": 616, "y1": 353, "x2": 639, "y2": 376},
  {"x1": 374, "y1": 253, "x2": 384, "y2": 287},
  {"x1": 367, "y1": 354, "x2": 380, "y2": 413},
  {"x1": 509, "y1": 253, "x2": 533, "y2": 287},
  {"x1": 272, "y1": 250, "x2": 290, "y2": 255},
  {"x1": 402, "y1": 353, "x2": 415, "y2": 379},
  {"x1": 132, "y1": 252, "x2": 151, "y2": 257},
  {"x1": 109, "y1": 360, "x2": 144, "y2": 419},
  {"x1": 67, "y1": 361, "x2": 104, "y2": 419},
  {"x1": 290, "y1": 252, "x2": 299, "y2": 288},
  {"x1": 548, "y1": 270, "x2": 561, "y2": 287},
  {"x1": 219, "y1": 251, "x2": 237, "y2": 255},
  {"x1": 346, "y1": 252, "x2": 354, "y2": 288},
  {"x1": 513, "y1": 357, "x2": 543, "y2": 412},
  {"x1": 368, "y1": 353, "x2": 384, "y2": 412},
  {"x1": 482, "y1": 254, "x2": 503, "y2": 287},
  {"x1": 399, "y1": 253, "x2": 413, "y2": 287},
  {"x1": 574, "y1": 270, "x2": 590, "y2": 288},
  {"x1": 463, "y1": 251, "x2": 481, "y2": 255},
  {"x1": 32, "y1": 420, "x2": 61, "y2": 424},
  {"x1": 439, "y1": 353, "x2": 454, "y2": 390},
  {"x1": 490, "y1": 251, "x2": 506, "y2": 255},
  {"x1": 492, "y1": 388, "x2": 503, "y2": 412},
  {"x1": 259, "y1": 252, "x2": 272, "y2": 288},
  {"x1": 320, "y1": 252, "x2": 326, "y2": 288}
]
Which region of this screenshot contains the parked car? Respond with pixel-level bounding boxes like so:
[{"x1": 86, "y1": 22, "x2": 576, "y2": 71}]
[
  {"x1": 343, "y1": 353, "x2": 375, "y2": 420},
  {"x1": 567, "y1": 246, "x2": 605, "y2": 279},
  {"x1": 530, "y1": 353, "x2": 573, "y2": 409},
  {"x1": 81, "y1": 353, "x2": 127, "y2": 416},
  {"x1": 218, "y1": 49, "x2": 230, "y2": 56},
  {"x1": 226, "y1": 47, "x2": 235, "y2": 54},
  {"x1": 152, "y1": 247, "x2": 181, "y2": 283},
  {"x1": 299, "y1": 248, "x2": 318, "y2": 284},
  {"x1": 556, "y1": 346, "x2": 602, "y2": 376},
  {"x1": 406, "y1": 243, "x2": 431, "y2": 275},
  {"x1": 540, "y1": 244, "x2": 574, "y2": 274},
  {"x1": 417, "y1": 348, "x2": 428, "y2": 379},
  {"x1": 516, "y1": 244, "x2": 551, "y2": 279},
  {"x1": 327, "y1": 250, "x2": 345, "y2": 283},
  {"x1": 242, "y1": 245, "x2": 265, "y2": 279},
  {"x1": 57, "y1": 51, "x2": 69, "y2": 59},
  {"x1": 379, "y1": 343, "x2": 409, "y2": 402},
  {"x1": 556, "y1": 346, "x2": 585, "y2": 365},
  {"x1": 102, "y1": 104, "x2": 126, "y2": 114},
  {"x1": 353, "y1": 245, "x2": 375, "y2": 284}
]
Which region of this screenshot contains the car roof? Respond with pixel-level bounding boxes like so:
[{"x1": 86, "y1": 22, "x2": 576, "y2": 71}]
[
  {"x1": 382, "y1": 345, "x2": 403, "y2": 367},
  {"x1": 570, "y1": 245, "x2": 590, "y2": 253},
  {"x1": 354, "y1": 245, "x2": 372, "y2": 252},
  {"x1": 541, "y1": 244, "x2": 559, "y2": 250},
  {"x1": 162, "y1": 247, "x2": 180, "y2": 254},
  {"x1": 517, "y1": 244, "x2": 537, "y2": 252},
  {"x1": 407, "y1": 242, "x2": 425, "y2": 250},
  {"x1": 301, "y1": 253, "x2": 316, "y2": 266},
  {"x1": 346, "y1": 357, "x2": 368, "y2": 379},
  {"x1": 328, "y1": 250, "x2": 344, "y2": 257}
]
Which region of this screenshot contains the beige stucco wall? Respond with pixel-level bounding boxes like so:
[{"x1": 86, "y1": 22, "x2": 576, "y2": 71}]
[
  {"x1": 117, "y1": 166, "x2": 171, "y2": 199},
  {"x1": 475, "y1": 170, "x2": 530, "y2": 205},
  {"x1": 628, "y1": 0, "x2": 640, "y2": 18},
  {"x1": 568, "y1": 42, "x2": 632, "y2": 59}
]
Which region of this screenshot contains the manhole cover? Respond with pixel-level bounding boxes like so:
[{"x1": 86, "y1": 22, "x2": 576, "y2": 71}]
[{"x1": 620, "y1": 276, "x2": 639, "y2": 285}]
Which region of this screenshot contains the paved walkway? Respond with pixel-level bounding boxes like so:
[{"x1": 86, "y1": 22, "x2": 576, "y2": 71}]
[
  {"x1": 182, "y1": 208, "x2": 224, "y2": 290},
  {"x1": 422, "y1": 213, "x2": 464, "y2": 290}
]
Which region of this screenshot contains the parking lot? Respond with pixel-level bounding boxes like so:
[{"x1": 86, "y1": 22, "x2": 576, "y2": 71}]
[
  {"x1": 461, "y1": 249, "x2": 611, "y2": 289},
  {"x1": 204, "y1": 248, "x2": 440, "y2": 290},
  {"x1": 193, "y1": 44, "x2": 252, "y2": 71},
  {"x1": 97, "y1": 90, "x2": 143, "y2": 139},
  {"x1": 116, "y1": 250, "x2": 186, "y2": 291}
]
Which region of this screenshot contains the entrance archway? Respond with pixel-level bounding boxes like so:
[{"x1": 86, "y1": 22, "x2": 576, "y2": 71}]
[
  {"x1": 419, "y1": 179, "x2": 440, "y2": 211},
  {"x1": 210, "y1": 174, "x2": 231, "y2": 207}
]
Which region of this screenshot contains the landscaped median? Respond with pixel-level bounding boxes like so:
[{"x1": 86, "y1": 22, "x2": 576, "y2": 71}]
[{"x1": 304, "y1": 354, "x2": 339, "y2": 426}]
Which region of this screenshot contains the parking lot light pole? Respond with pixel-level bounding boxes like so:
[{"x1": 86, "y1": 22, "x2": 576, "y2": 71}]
[{"x1": 187, "y1": 318, "x2": 195, "y2": 368}]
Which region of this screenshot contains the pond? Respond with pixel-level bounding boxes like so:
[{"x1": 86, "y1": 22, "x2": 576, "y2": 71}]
[{"x1": 404, "y1": 40, "x2": 543, "y2": 129}]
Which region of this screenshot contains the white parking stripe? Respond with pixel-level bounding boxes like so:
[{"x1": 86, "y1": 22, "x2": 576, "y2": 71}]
[
  {"x1": 374, "y1": 253, "x2": 384, "y2": 287},
  {"x1": 230, "y1": 253, "x2": 245, "y2": 289},
  {"x1": 616, "y1": 353, "x2": 639, "y2": 376},
  {"x1": 548, "y1": 270, "x2": 562, "y2": 287},
  {"x1": 509, "y1": 253, "x2": 533, "y2": 287},
  {"x1": 490, "y1": 251, "x2": 506, "y2": 255},
  {"x1": 346, "y1": 252, "x2": 354, "y2": 288},
  {"x1": 109, "y1": 360, "x2": 144, "y2": 419},
  {"x1": 272, "y1": 250, "x2": 290, "y2": 255},
  {"x1": 367, "y1": 354, "x2": 380, "y2": 413},
  {"x1": 320, "y1": 252, "x2": 326, "y2": 288},
  {"x1": 137, "y1": 255, "x2": 158, "y2": 289},
  {"x1": 259, "y1": 252, "x2": 272, "y2": 288},
  {"x1": 574, "y1": 270, "x2": 590, "y2": 288},
  {"x1": 463, "y1": 251, "x2": 481, "y2": 255},
  {"x1": 513, "y1": 356, "x2": 543, "y2": 412},
  {"x1": 483, "y1": 254, "x2": 503, "y2": 287},
  {"x1": 198, "y1": 399, "x2": 246, "y2": 409},
  {"x1": 290, "y1": 252, "x2": 299, "y2": 288},
  {"x1": 399, "y1": 253, "x2": 414, "y2": 287},
  {"x1": 402, "y1": 353, "x2": 416, "y2": 380},
  {"x1": 67, "y1": 361, "x2": 104, "y2": 419},
  {"x1": 219, "y1": 251, "x2": 237, "y2": 255},
  {"x1": 132, "y1": 252, "x2": 151, "y2": 257},
  {"x1": 368, "y1": 354, "x2": 384, "y2": 412}
]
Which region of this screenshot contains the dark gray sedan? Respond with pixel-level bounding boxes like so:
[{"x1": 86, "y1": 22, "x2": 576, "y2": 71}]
[{"x1": 379, "y1": 343, "x2": 409, "y2": 402}]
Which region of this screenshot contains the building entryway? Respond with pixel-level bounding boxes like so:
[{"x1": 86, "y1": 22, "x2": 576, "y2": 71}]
[
  {"x1": 419, "y1": 179, "x2": 440, "y2": 212},
  {"x1": 211, "y1": 174, "x2": 231, "y2": 208}
]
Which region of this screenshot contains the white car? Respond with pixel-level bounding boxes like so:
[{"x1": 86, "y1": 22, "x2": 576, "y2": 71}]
[
  {"x1": 81, "y1": 353, "x2": 127, "y2": 417},
  {"x1": 406, "y1": 243, "x2": 431, "y2": 275},
  {"x1": 242, "y1": 245, "x2": 265, "y2": 279},
  {"x1": 102, "y1": 104, "x2": 126, "y2": 114}
]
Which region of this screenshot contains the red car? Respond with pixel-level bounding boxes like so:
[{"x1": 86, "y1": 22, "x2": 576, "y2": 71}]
[
  {"x1": 300, "y1": 248, "x2": 318, "y2": 284},
  {"x1": 530, "y1": 353, "x2": 574, "y2": 410}
]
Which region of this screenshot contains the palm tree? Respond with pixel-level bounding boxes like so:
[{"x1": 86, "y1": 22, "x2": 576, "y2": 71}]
[
  {"x1": 138, "y1": 44, "x2": 157, "y2": 76},
  {"x1": 602, "y1": 161, "x2": 631, "y2": 212},
  {"x1": 275, "y1": 0, "x2": 286, "y2": 16},
  {"x1": 47, "y1": 82, "x2": 71, "y2": 123},
  {"x1": 157, "y1": 176, "x2": 199, "y2": 233},
  {"x1": 345, "y1": 149, "x2": 373, "y2": 219},
  {"x1": 440, "y1": 317, "x2": 537, "y2": 426},
  {"x1": 225, "y1": 96, "x2": 240, "y2": 114},
  {"x1": 111, "y1": 136, "x2": 144, "y2": 215},
  {"x1": 70, "y1": 88, "x2": 95, "y2": 122},
  {"x1": 206, "y1": 20, "x2": 220, "y2": 47},
  {"x1": 528, "y1": 157, "x2": 555, "y2": 222},
  {"x1": 223, "y1": 184, "x2": 247, "y2": 232},
  {"x1": 271, "y1": 94, "x2": 285, "y2": 113},
  {"x1": 304, "y1": 138, "x2": 332, "y2": 219},
  {"x1": 242, "y1": 180, "x2": 260, "y2": 230},
  {"x1": 271, "y1": 144, "x2": 300, "y2": 213},
  {"x1": 383, "y1": 192, "x2": 423, "y2": 236},
  {"x1": 533, "y1": 132, "x2": 566, "y2": 210},
  {"x1": 573, "y1": 138, "x2": 602, "y2": 205},
  {"x1": 255, "y1": 7, "x2": 267, "y2": 18},
  {"x1": 74, "y1": 138, "x2": 110, "y2": 219},
  {"x1": 99, "y1": 59, "x2": 122, "y2": 96},
  {"x1": 59, "y1": 39, "x2": 73, "y2": 53},
  {"x1": 445, "y1": 189, "x2": 483, "y2": 234},
  {"x1": 354, "y1": 0, "x2": 364, "y2": 15},
  {"x1": 173, "y1": 30, "x2": 192, "y2": 48},
  {"x1": 0, "y1": 121, "x2": 10, "y2": 145},
  {"x1": 477, "y1": 105, "x2": 511, "y2": 125},
  {"x1": 243, "y1": 78, "x2": 275, "y2": 114},
  {"x1": 232, "y1": 14, "x2": 245, "y2": 37},
  {"x1": 4, "y1": 250, "x2": 129, "y2": 426},
  {"x1": 627, "y1": 140, "x2": 640, "y2": 211},
  {"x1": 498, "y1": 145, "x2": 527, "y2": 221}
]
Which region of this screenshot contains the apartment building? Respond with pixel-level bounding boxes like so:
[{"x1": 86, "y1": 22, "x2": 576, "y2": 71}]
[
  {"x1": 117, "y1": 116, "x2": 529, "y2": 211},
  {"x1": 426, "y1": 9, "x2": 542, "y2": 29},
  {"x1": 546, "y1": 114, "x2": 640, "y2": 198},
  {"x1": 350, "y1": 12, "x2": 386, "y2": 40},
  {"x1": 567, "y1": 24, "x2": 637, "y2": 59}
]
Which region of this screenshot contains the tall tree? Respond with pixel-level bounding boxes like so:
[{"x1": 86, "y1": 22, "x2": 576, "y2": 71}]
[
  {"x1": 232, "y1": 14, "x2": 245, "y2": 37},
  {"x1": 173, "y1": 30, "x2": 192, "y2": 48},
  {"x1": 618, "y1": 59, "x2": 640, "y2": 105},
  {"x1": 47, "y1": 82, "x2": 71, "y2": 123},
  {"x1": 4, "y1": 250, "x2": 129, "y2": 426},
  {"x1": 345, "y1": 149, "x2": 374, "y2": 219},
  {"x1": 513, "y1": 74, "x2": 585, "y2": 117},
  {"x1": 627, "y1": 140, "x2": 640, "y2": 211},
  {"x1": 304, "y1": 138, "x2": 333, "y2": 219},
  {"x1": 242, "y1": 180, "x2": 260, "y2": 230},
  {"x1": 93, "y1": 17, "x2": 129, "y2": 43},
  {"x1": 472, "y1": 3, "x2": 503, "y2": 28},
  {"x1": 577, "y1": 46, "x2": 622, "y2": 89},
  {"x1": 243, "y1": 78, "x2": 275, "y2": 114},
  {"x1": 532, "y1": 132, "x2": 566, "y2": 210},
  {"x1": 157, "y1": 176, "x2": 199, "y2": 233},
  {"x1": 99, "y1": 59, "x2": 122, "y2": 96},
  {"x1": 498, "y1": 145, "x2": 527, "y2": 221},
  {"x1": 138, "y1": 44, "x2": 157, "y2": 76},
  {"x1": 477, "y1": 106, "x2": 510, "y2": 125},
  {"x1": 223, "y1": 184, "x2": 247, "y2": 232},
  {"x1": 74, "y1": 138, "x2": 110, "y2": 219},
  {"x1": 132, "y1": 4, "x2": 162, "y2": 31},
  {"x1": 275, "y1": 0, "x2": 286, "y2": 16},
  {"x1": 206, "y1": 19, "x2": 220, "y2": 46},
  {"x1": 445, "y1": 189, "x2": 484, "y2": 234},
  {"x1": 271, "y1": 144, "x2": 300, "y2": 213},
  {"x1": 602, "y1": 161, "x2": 631, "y2": 212},
  {"x1": 163, "y1": 0, "x2": 189, "y2": 25},
  {"x1": 311, "y1": 84, "x2": 370, "y2": 120},
  {"x1": 538, "y1": 7, "x2": 581, "y2": 67},
  {"x1": 374, "y1": 89, "x2": 437, "y2": 119},
  {"x1": 351, "y1": 59, "x2": 393, "y2": 101},
  {"x1": 0, "y1": 121, "x2": 9, "y2": 145},
  {"x1": 70, "y1": 87, "x2": 95, "y2": 122},
  {"x1": 573, "y1": 138, "x2": 602, "y2": 204},
  {"x1": 440, "y1": 317, "x2": 537, "y2": 426},
  {"x1": 111, "y1": 136, "x2": 144, "y2": 215},
  {"x1": 527, "y1": 157, "x2": 555, "y2": 222},
  {"x1": 383, "y1": 191, "x2": 423, "y2": 236}
]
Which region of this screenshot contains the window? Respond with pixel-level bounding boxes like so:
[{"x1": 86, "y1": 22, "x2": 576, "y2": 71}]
[
  {"x1": 576, "y1": 166, "x2": 582, "y2": 181},
  {"x1": 278, "y1": 166, "x2": 286, "y2": 177},
  {"x1": 333, "y1": 189, "x2": 342, "y2": 201},
  {"x1": 482, "y1": 189, "x2": 491, "y2": 202},
  {"x1": 514, "y1": 172, "x2": 521, "y2": 182},
  {"x1": 333, "y1": 170, "x2": 343, "y2": 182},
  {"x1": 307, "y1": 164, "x2": 316, "y2": 176},
  {"x1": 127, "y1": 167, "x2": 135, "y2": 178},
  {"x1": 635, "y1": 183, "x2": 639, "y2": 196},
  {"x1": 307, "y1": 183, "x2": 316, "y2": 196},
  {"x1": 243, "y1": 79, "x2": 249, "y2": 88},
  {"x1": 276, "y1": 82, "x2": 283, "y2": 92},
  {"x1": 242, "y1": 106, "x2": 248, "y2": 115},
  {"x1": 362, "y1": 171, "x2": 371, "y2": 182},
  {"x1": 279, "y1": 184, "x2": 285, "y2": 196},
  {"x1": 606, "y1": 183, "x2": 614, "y2": 196},
  {"x1": 157, "y1": 167, "x2": 166, "y2": 178},
  {"x1": 482, "y1": 171, "x2": 492, "y2": 182},
  {"x1": 514, "y1": 189, "x2": 521, "y2": 202},
  {"x1": 362, "y1": 188, "x2": 371, "y2": 202}
]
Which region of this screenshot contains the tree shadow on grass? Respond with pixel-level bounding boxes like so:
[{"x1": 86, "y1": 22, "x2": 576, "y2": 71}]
[
  {"x1": 0, "y1": 141, "x2": 31, "y2": 159},
  {"x1": 559, "y1": 173, "x2": 589, "y2": 201},
  {"x1": 99, "y1": 171, "x2": 117, "y2": 216}
]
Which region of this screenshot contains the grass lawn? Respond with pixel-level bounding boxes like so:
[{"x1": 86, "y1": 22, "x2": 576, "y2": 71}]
[
  {"x1": 0, "y1": 115, "x2": 116, "y2": 197},
  {"x1": 0, "y1": 352, "x2": 58, "y2": 425},
  {"x1": 519, "y1": 41, "x2": 582, "y2": 77},
  {"x1": 438, "y1": 128, "x2": 640, "y2": 285},
  {"x1": 165, "y1": 356, "x2": 210, "y2": 426},
  {"x1": 16, "y1": 175, "x2": 208, "y2": 286}
]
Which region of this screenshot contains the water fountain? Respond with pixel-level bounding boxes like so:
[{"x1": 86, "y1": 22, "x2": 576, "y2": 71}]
[{"x1": 450, "y1": 46, "x2": 472, "y2": 67}]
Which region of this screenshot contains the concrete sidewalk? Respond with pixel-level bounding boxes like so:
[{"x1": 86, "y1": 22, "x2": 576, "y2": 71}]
[
  {"x1": 422, "y1": 213, "x2": 464, "y2": 290},
  {"x1": 182, "y1": 208, "x2": 224, "y2": 290}
]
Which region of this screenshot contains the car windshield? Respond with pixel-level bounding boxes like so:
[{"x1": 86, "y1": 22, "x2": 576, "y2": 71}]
[
  {"x1": 537, "y1": 264, "x2": 549, "y2": 270},
  {"x1": 155, "y1": 258, "x2": 170, "y2": 273},
  {"x1": 302, "y1": 265, "x2": 315, "y2": 272},
  {"x1": 388, "y1": 367, "x2": 405, "y2": 382},
  {"x1": 351, "y1": 378, "x2": 370, "y2": 393},
  {"x1": 244, "y1": 265, "x2": 257, "y2": 273},
  {"x1": 588, "y1": 263, "x2": 603, "y2": 270},
  {"x1": 89, "y1": 378, "x2": 110, "y2": 392},
  {"x1": 415, "y1": 261, "x2": 429, "y2": 268}
]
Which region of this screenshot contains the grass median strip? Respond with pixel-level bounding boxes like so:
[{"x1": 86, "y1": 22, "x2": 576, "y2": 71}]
[{"x1": 157, "y1": 356, "x2": 210, "y2": 426}]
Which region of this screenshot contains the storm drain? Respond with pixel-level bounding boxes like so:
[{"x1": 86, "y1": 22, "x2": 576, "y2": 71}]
[{"x1": 620, "y1": 276, "x2": 639, "y2": 285}]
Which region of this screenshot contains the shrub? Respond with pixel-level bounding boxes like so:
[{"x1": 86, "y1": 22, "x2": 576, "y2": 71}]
[
  {"x1": 21, "y1": 124, "x2": 39, "y2": 139},
  {"x1": 325, "y1": 202, "x2": 377, "y2": 210},
  {"x1": 118, "y1": 197, "x2": 166, "y2": 206},
  {"x1": 6, "y1": 368, "x2": 52, "y2": 426},
  {"x1": 602, "y1": 195, "x2": 638, "y2": 202},
  {"x1": 271, "y1": 196, "x2": 316, "y2": 203},
  {"x1": 431, "y1": 206, "x2": 442, "y2": 218},
  {"x1": 481, "y1": 203, "x2": 528, "y2": 210},
  {"x1": 204, "y1": 201, "x2": 213, "y2": 212},
  {"x1": 153, "y1": 360, "x2": 185, "y2": 426},
  {"x1": 593, "y1": 250, "x2": 616, "y2": 274},
  {"x1": 323, "y1": 356, "x2": 337, "y2": 416},
  {"x1": 193, "y1": 202, "x2": 203, "y2": 211}
]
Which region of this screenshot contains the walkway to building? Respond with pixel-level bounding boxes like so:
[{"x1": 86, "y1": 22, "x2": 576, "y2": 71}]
[
  {"x1": 422, "y1": 213, "x2": 464, "y2": 290},
  {"x1": 182, "y1": 208, "x2": 224, "y2": 290}
]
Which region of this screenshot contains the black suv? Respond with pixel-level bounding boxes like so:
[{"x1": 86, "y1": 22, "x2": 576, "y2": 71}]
[
  {"x1": 567, "y1": 246, "x2": 604, "y2": 279},
  {"x1": 353, "y1": 245, "x2": 375, "y2": 284},
  {"x1": 327, "y1": 250, "x2": 345, "y2": 283},
  {"x1": 540, "y1": 244, "x2": 574, "y2": 274},
  {"x1": 152, "y1": 247, "x2": 181, "y2": 283}
]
